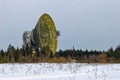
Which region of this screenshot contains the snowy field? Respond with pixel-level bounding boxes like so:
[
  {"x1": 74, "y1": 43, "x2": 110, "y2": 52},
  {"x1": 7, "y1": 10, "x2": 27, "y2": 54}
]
[{"x1": 0, "y1": 63, "x2": 120, "y2": 80}]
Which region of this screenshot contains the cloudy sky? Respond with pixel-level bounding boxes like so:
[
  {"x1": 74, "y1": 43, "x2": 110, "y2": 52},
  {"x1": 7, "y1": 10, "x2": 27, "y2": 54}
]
[{"x1": 0, "y1": 0, "x2": 120, "y2": 51}]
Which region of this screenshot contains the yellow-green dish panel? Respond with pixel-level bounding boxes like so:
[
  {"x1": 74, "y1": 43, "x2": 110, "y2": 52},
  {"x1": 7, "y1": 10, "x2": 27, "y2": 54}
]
[{"x1": 37, "y1": 13, "x2": 57, "y2": 55}]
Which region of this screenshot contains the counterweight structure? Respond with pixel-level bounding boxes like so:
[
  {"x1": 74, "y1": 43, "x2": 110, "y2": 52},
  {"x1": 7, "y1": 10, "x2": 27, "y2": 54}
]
[{"x1": 23, "y1": 13, "x2": 59, "y2": 55}]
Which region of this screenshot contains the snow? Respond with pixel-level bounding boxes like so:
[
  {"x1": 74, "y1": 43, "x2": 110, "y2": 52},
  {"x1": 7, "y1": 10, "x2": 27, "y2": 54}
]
[{"x1": 0, "y1": 63, "x2": 120, "y2": 80}]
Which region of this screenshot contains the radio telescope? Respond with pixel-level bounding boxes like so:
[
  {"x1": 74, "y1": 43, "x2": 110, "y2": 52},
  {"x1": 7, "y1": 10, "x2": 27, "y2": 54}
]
[{"x1": 23, "y1": 13, "x2": 60, "y2": 56}]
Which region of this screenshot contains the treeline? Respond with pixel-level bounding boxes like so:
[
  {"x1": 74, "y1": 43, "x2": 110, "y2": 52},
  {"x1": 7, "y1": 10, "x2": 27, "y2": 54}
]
[
  {"x1": 56, "y1": 47, "x2": 120, "y2": 63},
  {"x1": 1, "y1": 44, "x2": 120, "y2": 63}
]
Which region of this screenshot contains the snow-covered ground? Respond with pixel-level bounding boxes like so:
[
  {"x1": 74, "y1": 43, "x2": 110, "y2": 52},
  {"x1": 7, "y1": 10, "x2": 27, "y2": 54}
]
[{"x1": 0, "y1": 63, "x2": 120, "y2": 80}]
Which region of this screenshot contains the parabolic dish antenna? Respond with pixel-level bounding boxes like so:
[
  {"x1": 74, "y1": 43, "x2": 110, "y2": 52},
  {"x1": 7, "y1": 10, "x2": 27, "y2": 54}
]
[{"x1": 23, "y1": 13, "x2": 59, "y2": 56}]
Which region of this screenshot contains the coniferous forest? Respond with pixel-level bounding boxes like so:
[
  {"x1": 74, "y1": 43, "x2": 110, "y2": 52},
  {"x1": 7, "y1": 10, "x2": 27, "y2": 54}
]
[{"x1": 1, "y1": 44, "x2": 120, "y2": 63}]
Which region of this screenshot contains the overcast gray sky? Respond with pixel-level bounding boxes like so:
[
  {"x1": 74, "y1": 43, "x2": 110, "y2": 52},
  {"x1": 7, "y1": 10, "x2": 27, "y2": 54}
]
[{"x1": 0, "y1": 0, "x2": 120, "y2": 51}]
